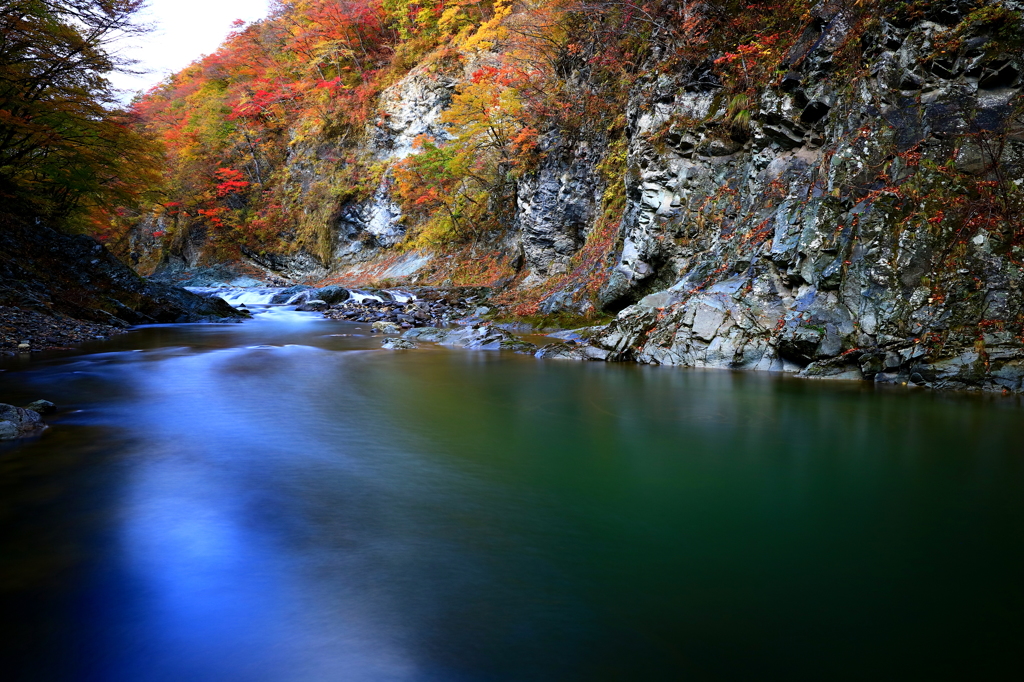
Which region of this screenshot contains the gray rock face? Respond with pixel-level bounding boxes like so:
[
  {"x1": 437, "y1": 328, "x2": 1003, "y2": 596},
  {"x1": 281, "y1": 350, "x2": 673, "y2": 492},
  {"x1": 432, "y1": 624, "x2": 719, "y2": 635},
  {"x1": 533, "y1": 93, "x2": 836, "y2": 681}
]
[
  {"x1": 0, "y1": 403, "x2": 45, "y2": 440},
  {"x1": 373, "y1": 62, "x2": 458, "y2": 160},
  {"x1": 241, "y1": 249, "x2": 328, "y2": 281},
  {"x1": 141, "y1": 62, "x2": 459, "y2": 276},
  {"x1": 517, "y1": 138, "x2": 605, "y2": 279},
  {"x1": 555, "y1": 2, "x2": 1024, "y2": 393},
  {"x1": 123, "y1": 1, "x2": 1023, "y2": 395},
  {"x1": 332, "y1": 62, "x2": 460, "y2": 259}
]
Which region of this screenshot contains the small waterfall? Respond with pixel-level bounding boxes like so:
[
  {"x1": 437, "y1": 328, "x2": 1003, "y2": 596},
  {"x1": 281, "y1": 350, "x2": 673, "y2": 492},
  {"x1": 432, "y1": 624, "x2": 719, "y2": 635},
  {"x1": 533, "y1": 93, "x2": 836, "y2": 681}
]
[
  {"x1": 219, "y1": 289, "x2": 285, "y2": 306},
  {"x1": 387, "y1": 290, "x2": 415, "y2": 303},
  {"x1": 348, "y1": 290, "x2": 384, "y2": 304},
  {"x1": 188, "y1": 287, "x2": 285, "y2": 306},
  {"x1": 187, "y1": 287, "x2": 418, "y2": 320},
  {"x1": 348, "y1": 289, "x2": 416, "y2": 304}
]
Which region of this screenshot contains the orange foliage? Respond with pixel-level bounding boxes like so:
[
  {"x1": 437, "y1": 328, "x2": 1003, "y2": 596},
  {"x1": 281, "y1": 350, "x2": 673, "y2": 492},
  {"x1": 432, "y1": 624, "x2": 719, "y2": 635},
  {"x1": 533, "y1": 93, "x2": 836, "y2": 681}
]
[{"x1": 132, "y1": 0, "x2": 400, "y2": 254}]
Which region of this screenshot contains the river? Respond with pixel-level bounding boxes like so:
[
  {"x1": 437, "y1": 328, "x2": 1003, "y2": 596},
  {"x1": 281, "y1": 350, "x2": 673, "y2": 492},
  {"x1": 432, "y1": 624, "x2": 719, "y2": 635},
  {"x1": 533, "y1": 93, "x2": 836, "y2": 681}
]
[{"x1": 1, "y1": 294, "x2": 1022, "y2": 680}]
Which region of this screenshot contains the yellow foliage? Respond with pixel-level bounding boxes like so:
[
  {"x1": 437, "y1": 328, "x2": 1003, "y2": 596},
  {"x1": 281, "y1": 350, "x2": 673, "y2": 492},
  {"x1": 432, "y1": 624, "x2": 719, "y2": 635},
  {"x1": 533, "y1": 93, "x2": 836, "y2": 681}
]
[{"x1": 458, "y1": 0, "x2": 512, "y2": 52}]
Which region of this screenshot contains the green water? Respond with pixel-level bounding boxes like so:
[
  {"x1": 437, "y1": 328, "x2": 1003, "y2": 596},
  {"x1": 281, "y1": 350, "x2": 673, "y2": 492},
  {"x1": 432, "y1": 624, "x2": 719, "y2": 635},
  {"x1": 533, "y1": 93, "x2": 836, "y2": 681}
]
[{"x1": 1, "y1": 314, "x2": 1022, "y2": 680}]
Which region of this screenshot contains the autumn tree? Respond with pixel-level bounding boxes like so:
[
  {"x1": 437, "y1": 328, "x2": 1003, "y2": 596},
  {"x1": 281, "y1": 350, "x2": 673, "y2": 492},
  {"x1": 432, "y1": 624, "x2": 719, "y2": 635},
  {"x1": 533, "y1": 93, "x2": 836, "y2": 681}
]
[
  {"x1": 0, "y1": 0, "x2": 159, "y2": 226},
  {"x1": 394, "y1": 63, "x2": 529, "y2": 244}
]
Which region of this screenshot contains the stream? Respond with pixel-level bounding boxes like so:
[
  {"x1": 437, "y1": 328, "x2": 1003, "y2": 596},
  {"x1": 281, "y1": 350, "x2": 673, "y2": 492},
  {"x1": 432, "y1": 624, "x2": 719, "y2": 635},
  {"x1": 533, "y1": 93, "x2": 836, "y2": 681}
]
[{"x1": 1, "y1": 290, "x2": 1022, "y2": 680}]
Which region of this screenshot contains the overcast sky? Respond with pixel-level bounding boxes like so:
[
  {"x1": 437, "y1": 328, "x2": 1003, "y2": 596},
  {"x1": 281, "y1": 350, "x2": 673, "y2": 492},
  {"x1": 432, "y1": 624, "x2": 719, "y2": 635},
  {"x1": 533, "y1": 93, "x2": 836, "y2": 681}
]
[{"x1": 109, "y1": 0, "x2": 272, "y2": 97}]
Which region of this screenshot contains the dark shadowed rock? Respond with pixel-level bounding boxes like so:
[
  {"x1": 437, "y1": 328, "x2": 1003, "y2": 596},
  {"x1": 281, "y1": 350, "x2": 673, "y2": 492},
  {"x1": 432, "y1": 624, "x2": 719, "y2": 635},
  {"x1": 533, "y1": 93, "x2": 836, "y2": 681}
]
[
  {"x1": 0, "y1": 403, "x2": 45, "y2": 440},
  {"x1": 297, "y1": 300, "x2": 329, "y2": 312},
  {"x1": 23, "y1": 400, "x2": 56, "y2": 415},
  {"x1": 0, "y1": 215, "x2": 247, "y2": 329},
  {"x1": 314, "y1": 285, "x2": 351, "y2": 305}
]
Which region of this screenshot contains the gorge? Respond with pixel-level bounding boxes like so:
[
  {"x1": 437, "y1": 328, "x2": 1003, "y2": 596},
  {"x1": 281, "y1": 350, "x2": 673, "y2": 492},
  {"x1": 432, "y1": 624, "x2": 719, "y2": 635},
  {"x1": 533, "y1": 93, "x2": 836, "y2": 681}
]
[{"x1": 2, "y1": 1, "x2": 1024, "y2": 680}]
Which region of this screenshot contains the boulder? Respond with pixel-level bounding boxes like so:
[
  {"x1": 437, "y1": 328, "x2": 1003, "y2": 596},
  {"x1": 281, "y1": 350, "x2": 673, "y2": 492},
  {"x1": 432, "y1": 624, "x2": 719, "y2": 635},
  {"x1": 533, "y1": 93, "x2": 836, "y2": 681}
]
[
  {"x1": 271, "y1": 285, "x2": 314, "y2": 304},
  {"x1": 0, "y1": 403, "x2": 45, "y2": 440},
  {"x1": 23, "y1": 400, "x2": 56, "y2": 414},
  {"x1": 535, "y1": 343, "x2": 612, "y2": 361},
  {"x1": 315, "y1": 285, "x2": 351, "y2": 305},
  {"x1": 297, "y1": 299, "x2": 328, "y2": 312},
  {"x1": 372, "y1": 321, "x2": 402, "y2": 334}
]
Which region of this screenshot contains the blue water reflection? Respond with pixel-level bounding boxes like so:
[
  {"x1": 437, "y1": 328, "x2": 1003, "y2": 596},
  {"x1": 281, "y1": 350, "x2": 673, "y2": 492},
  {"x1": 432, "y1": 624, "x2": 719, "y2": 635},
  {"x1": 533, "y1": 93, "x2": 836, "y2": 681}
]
[{"x1": 1, "y1": 314, "x2": 1023, "y2": 680}]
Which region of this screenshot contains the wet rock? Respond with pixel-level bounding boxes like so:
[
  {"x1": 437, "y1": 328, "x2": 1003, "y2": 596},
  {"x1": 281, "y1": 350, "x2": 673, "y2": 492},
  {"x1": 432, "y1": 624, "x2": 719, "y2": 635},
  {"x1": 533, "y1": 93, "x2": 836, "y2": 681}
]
[
  {"x1": 499, "y1": 338, "x2": 539, "y2": 354},
  {"x1": 545, "y1": 326, "x2": 606, "y2": 343},
  {"x1": 323, "y1": 287, "x2": 481, "y2": 328},
  {"x1": 0, "y1": 403, "x2": 45, "y2": 440},
  {"x1": 372, "y1": 321, "x2": 402, "y2": 334},
  {"x1": 403, "y1": 327, "x2": 450, "y2": 343},
  {"x1": 382, "y1": 338, "x2": 417, "y2": 350},
  {"x1": 297, "y1": 299, "x2": 329, "y2": 312},
  {"x1": 23, "y1": 400, "x2": 56, "y2": 415},
  {"x1": 314, "y1": 285, "x2": 351, "y2": 305},
  {"x1": 403, "y1": 325, "x2": 536, "y2": 353},
  {"x1": 799, "y1": 358, "x2": 865, "y2": 381},
  {"x1": 5, "y1": 216, "x2": 245, "y2": 329},
  {"x1": 0, "y1": 305, "x2": 123, "y2": 352},
  {"x1": 271, "y1": 285, "x2": 314, "y2": 304},
  {"x1": 535, "y1": 343, "x2": 612, "y2": 361}
]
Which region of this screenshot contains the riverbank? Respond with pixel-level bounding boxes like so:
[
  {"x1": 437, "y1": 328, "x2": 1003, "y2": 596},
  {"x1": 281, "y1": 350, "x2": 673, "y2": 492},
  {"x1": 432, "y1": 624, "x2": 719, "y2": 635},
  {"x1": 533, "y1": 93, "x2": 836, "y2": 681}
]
[
  {"x1": 0, "y1": 213, "x2": 247, "y2": 353},
  {"x1": 0, "y1": 306, "x2": 126, "y2": 355}
]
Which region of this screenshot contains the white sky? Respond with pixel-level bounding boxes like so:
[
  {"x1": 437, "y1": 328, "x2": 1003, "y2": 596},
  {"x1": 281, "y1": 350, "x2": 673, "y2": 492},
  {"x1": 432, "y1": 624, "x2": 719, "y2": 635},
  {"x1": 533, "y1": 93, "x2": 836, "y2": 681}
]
[{"x1": 109, "y1": 0, "x2": 272, "y2": 98}]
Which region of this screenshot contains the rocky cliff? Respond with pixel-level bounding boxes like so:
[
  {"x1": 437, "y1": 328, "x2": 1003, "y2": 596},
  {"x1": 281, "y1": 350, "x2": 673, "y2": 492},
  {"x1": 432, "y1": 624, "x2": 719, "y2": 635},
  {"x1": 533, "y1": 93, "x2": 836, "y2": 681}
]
[
  {"x1": 134, "y1": 0, "x2": 1024, "y2": 393},
  {"x1": 576, "y1": 0, "x2": 1024, "y2": 394}
]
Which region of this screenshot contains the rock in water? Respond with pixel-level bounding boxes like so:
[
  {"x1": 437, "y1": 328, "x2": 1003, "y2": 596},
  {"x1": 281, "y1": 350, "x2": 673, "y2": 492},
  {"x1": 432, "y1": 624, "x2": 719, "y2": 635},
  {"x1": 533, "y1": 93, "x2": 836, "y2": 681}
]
[
  {"x1": 372, "y1": 321, "x2": 402, "y2": 334},
  {"x1": 315, "y1": 285, "x2": 351, "y2": 305},
  {"x1": 403, "y1": 325, "x2": 538, "y2": 353},
  {"x1": 0, "y1": 403, "x2": 46, "y2": 440},
  {"x1": 270, "y1": 284, "x2": 314, "y2": 304},
  {"x1": 382, "y1": 338, "x2": 417, "y2": 350},
  {"x1": 535, "y1": 343, "x2": 612, "y2": 361},
  {"x1": 0, "y1": 422, "x2": 18, "y2": 439},
  {"x1": 23, "y1": 400, "x2": 56, "y2": 414},
  {"x1": 297, "y1": 299, "x2": 329, "y2": 312}
]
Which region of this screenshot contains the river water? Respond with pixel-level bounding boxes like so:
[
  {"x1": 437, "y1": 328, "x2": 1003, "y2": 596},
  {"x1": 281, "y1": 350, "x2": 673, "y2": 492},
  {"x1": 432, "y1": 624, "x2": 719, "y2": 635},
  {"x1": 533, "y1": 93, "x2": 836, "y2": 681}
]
[{"x1": 1, "y1": 299, "x2": 1022, "y2": 680}]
